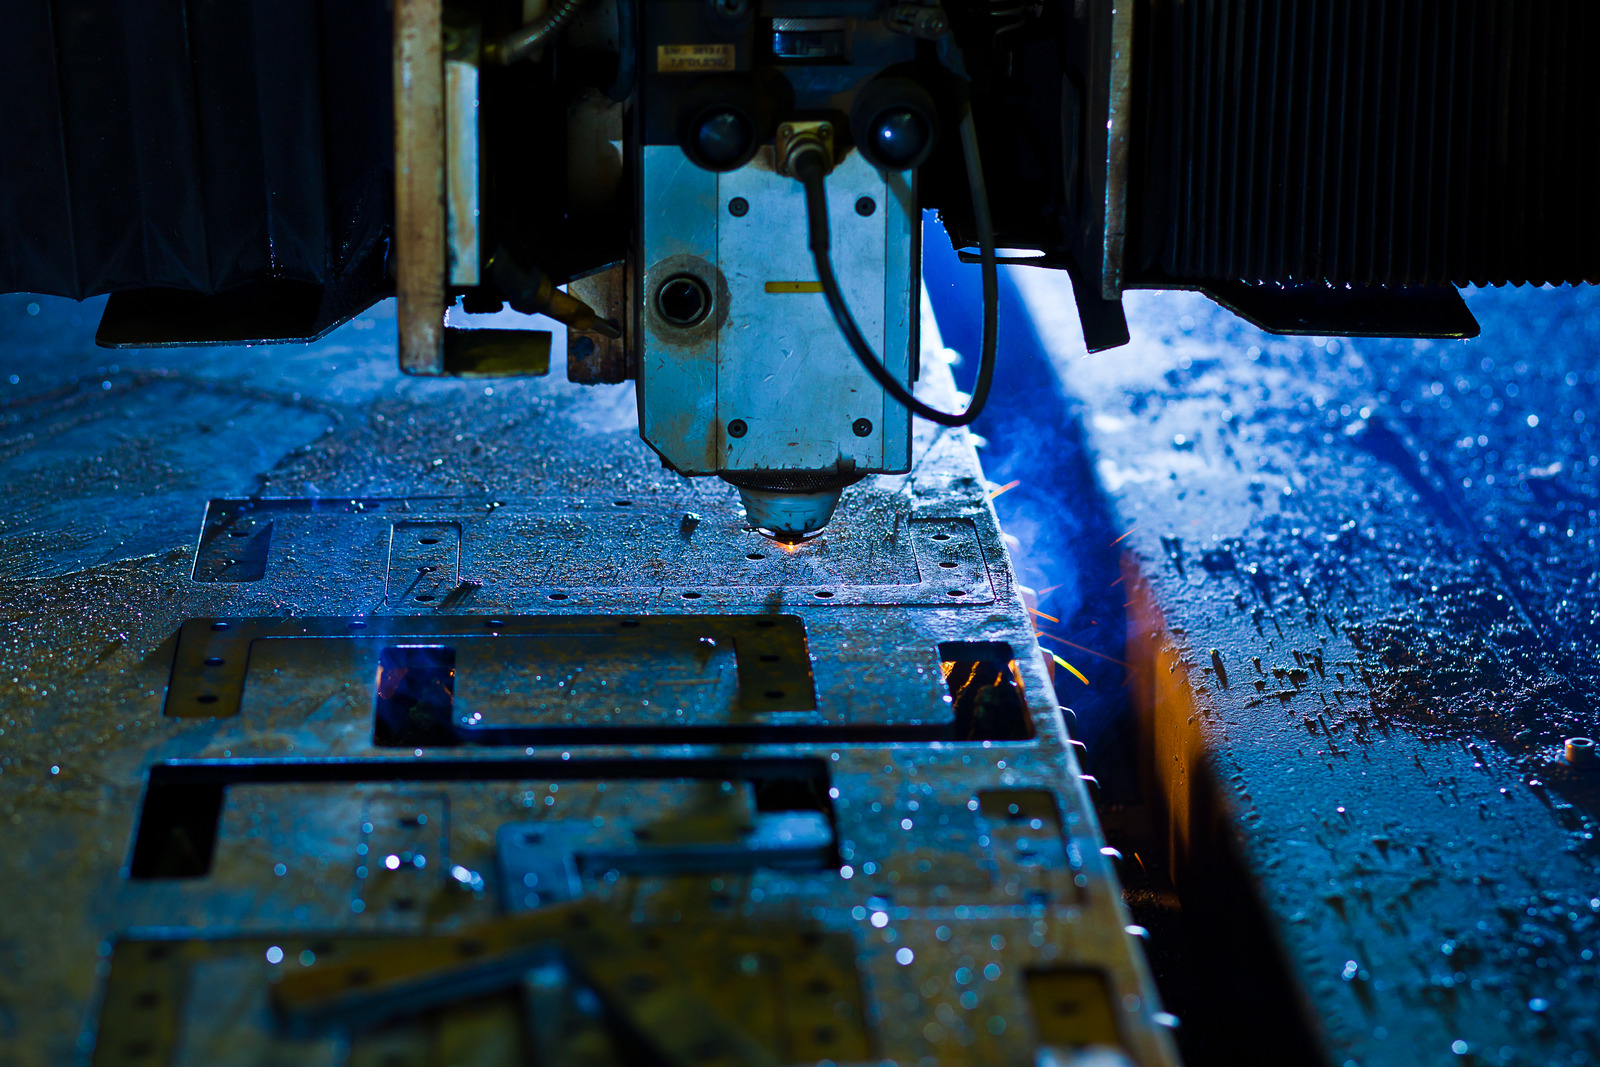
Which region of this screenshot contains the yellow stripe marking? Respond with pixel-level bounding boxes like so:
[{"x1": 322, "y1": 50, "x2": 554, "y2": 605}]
[{"x1": 764, "y1": 281, "x2": 824, "y2": 294}]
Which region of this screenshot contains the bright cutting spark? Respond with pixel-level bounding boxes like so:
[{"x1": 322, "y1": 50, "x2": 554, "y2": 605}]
[
  {"x1": 1035, "y1": 631, "x2": 1127, "y2": 668},
  {"x1": 1111, "y1": 524, "x2": 1140, "y2": 545},
  {"x1": 1050, "y1": 653, "x2": 1089, "y2": 685},
  {"x1": 987, "y1": 479, "x2": 1020, "y2": 500},
  {"x1": 1036, "y1": 584, "x2": 1061, "y2": 598},
  {"x1": 1028, "y1": 607, "x2": 1060, "y2": 624}
]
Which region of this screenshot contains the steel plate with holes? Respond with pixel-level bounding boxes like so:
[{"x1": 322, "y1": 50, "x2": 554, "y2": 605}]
[
  {"x1": 190, "y1": 496, "x2": 995, "y2": 606},
  {"x1": 0, "y1": 294, "x2": 1177, "y2": 1067}
]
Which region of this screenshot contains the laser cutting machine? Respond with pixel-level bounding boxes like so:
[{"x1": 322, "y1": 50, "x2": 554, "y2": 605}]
[{"x1": 0, "y1": 2, "x2": 1597, "y2": 1065}]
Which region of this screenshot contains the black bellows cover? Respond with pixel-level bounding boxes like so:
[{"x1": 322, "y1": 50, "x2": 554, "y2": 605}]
[
  {"x1": 0, "y1": 0, "x2": 391, "y2": 300},
  {"x1": 1148, "y1": 0, "x2": 1600, "y2": 288}
]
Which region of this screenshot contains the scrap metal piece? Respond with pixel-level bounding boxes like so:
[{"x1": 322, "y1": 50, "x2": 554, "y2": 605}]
[{"x1": 495, "y1": 805, "x2": 834, "y2": 910}]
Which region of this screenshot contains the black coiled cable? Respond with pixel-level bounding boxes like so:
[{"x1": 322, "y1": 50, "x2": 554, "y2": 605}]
[{"x1": 794, "y1": 110, "x2": 998, "y2": 428}]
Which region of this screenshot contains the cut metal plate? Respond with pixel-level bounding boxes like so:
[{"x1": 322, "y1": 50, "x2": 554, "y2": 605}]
[
  {"x1": 192, "y1": 506, "x2": 274, "y2": 582},
  {"x1": 93, "y1": 913, "x2": 870, "y2": 1067},
  {"x1": 190, "y1": 497, "x2": 996, "y2": 606},
  {"x1": 0, "y1": 297, "x2": 1178, "y2": 1067},
  {"x1": 167, "y1": 614, "x2": 817, "y2": 721}
]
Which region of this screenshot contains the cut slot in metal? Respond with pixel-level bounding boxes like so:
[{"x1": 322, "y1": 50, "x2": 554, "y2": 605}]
[
  {"x1": 938, "y1": 641, "x2": 1033, "y2": 740},
  {"x1": 192, "y1": 502, "x2": 274, "y2": 582},
  {"x1": 165, "y1": 614, "x2": 817, "y2": 727},
  {"x1": 126, "y1": 756, "x2": 833, "y2": 881}
]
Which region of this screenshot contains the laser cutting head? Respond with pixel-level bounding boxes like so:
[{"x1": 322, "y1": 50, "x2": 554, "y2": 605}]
[{"x1": 630, "y1": 7, "x2": 929, "y2": 538}]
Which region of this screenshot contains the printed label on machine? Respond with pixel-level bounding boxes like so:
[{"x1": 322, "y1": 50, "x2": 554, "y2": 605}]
[{"x1": 656, "y1": 44, "x2": 736, "y2": 72}]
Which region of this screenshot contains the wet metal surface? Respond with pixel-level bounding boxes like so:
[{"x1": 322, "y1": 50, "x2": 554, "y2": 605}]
[
  {"x1": 0, "y1": 293, "x2": 1175, "y2": 1064},
  {"x1": 1012, "y1": 273, "x2": 1600, "y2": 1066}
]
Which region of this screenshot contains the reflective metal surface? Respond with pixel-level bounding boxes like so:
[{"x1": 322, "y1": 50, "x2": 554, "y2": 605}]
[{"x1": 0, "y1": 292, "x2": 1176, "y2": 1066}]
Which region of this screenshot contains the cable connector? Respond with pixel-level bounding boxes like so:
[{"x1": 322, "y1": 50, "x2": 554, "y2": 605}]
[{"x1": 776, "y1": 120, "x2": 835, "y2": 179}]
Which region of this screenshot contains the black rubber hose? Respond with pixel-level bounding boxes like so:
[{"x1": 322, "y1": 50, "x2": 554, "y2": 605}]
[
  {"x1": 795, "y1": 110, "x2": 998, "y2": 428},
  {"x1": 494, "y1": 0, "x2": 592, "y2": 65}
]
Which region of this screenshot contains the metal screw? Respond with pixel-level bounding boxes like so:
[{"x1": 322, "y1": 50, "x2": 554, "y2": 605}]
[
  {"x1": 852, "y1": 418, "x2": 873, "y2": 437},
  {"x1": 727, "y1": 419, "x2": 748, "y2": 438},
  {"x1": 570, "y1": 336, "x2": 596, "y2": 359},
  {"x1": 728, "y1": 197, "x2": 749, "y2": 217},
  {"x1": 1566, "y1": 737, "x2": 1596, "y2": 767},
  {"x1": 855, "y1": 196, "x2": 876, "y2": 217},
  {"x1": 779, "y1": 124, "x2": 794, "y2": 138}
]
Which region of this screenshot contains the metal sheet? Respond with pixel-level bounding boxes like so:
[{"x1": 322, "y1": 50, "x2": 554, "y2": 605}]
[
  {"x1": 1013, "y1": 270, "x2": 1600, "y2": 1065},
  {"x1": 180, "y1": 497, "x2": 997, "y2": 607},
  {"x1": 0, "y1": 292, "x2": 1177, "y2": 1067}
]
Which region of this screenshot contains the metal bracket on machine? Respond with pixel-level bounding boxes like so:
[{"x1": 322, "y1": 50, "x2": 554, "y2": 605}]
[{"x1": 394, "y1": 0, "x2": 552, "y2": 377}]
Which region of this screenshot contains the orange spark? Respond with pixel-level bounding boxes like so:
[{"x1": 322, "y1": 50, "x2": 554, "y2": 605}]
[
  {"x1": 1050, "y1": 653, "x2": 1090, "y2": 685},
  {"x1": 987, "y1": 479, "x2": 1020, "y2": 500},
  {"x1": 1035, "y1": 631, "x2": 1127, "y2": 668},
  {"x1": 1028, "y1": 607, "x2": 1060, "y2": 624},
  {"x1": 1111, "y1": 524, "x2": 1140, "y2": 545}
]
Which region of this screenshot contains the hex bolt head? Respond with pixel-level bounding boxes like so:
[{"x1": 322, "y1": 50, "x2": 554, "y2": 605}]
[
  {"x1": 727, "y1": 419, "x2": 748, "y2": 438},
  {"x1": 1565, "y1": 737, "x2": 1596, "y2": 767},
  {"x1": 852, "y1": 418, "x2": 873, "y2": 437},
  {"x1": 855, "y1": 196, "x2": 876, "y2": 217},
  {"x1": 728, "y1": 197, "x2": 749, "y2": 217}
]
